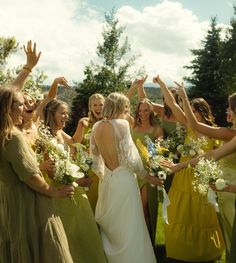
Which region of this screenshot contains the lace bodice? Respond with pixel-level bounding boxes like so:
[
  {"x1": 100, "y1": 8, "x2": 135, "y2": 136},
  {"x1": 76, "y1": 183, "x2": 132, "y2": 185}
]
[{"x1": 90, "y1": 119, "x2": 146, "y2": 178}]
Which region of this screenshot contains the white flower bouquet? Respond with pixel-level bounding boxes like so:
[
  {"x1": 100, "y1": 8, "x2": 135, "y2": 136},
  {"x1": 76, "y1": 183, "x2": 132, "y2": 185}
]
[
  {"x1": 193, "y1": 158, "x2": 224, "y2": 211},
  {"x1": 177, "y1": 136, "x2": 208, "y2": 157},
  {"x1": 35, "y1": 123, "x2": 84, "y2": 188}
]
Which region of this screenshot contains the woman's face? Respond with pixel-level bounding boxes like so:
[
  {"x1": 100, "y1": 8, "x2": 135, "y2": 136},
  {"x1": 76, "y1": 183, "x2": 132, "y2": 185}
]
[
  {"x1": 138, "y1": 102, "x2": 151, "y2": 122},
  {"x1": 192, "y1": 107, "x2": 203, "y2": 122},
  {"x1": 90, "y1": 98, "x2": 104, "y2": 119},
  {"x1": 23, "y1": 94, "x2": 36, "y2": 120},
  {"x1": 10, "y1": 92, "x2": 25, "y2": 125},
  {"x1": 54, "y1": 104, "x2": 69, "y2": 129}
]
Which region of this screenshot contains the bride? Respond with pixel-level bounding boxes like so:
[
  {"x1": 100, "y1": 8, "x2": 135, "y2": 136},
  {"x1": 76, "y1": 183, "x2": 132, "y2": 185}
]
[{"x1": 90, "y1": 92, "x2": 161, "y2": 263}]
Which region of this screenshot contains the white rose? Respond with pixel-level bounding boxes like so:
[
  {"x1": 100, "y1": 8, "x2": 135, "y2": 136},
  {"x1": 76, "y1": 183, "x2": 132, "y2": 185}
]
[
  {"x1": 215, "y1": 178, "x2": 226, "y2": 190},
  {"x1": 177, "y1": 145, "x2": 183, "y2": 152},
  {"x1": 158, "y1": 171, "x2": 166, "y2": 180}
]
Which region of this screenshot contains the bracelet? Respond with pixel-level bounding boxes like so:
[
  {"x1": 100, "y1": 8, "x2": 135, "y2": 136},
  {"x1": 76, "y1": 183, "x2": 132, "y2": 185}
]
[{"x1": 22, "y1": 65, "x2": 32, "y2": 72}]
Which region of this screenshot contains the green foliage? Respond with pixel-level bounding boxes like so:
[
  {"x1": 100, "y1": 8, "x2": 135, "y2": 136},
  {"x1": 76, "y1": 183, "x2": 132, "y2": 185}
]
[
  {"x1": 184, "y1": 17, "x2": 227, "y2": 126},
  {"x1": 67, "y1": 10, "x2": 141, "y2": 134}
]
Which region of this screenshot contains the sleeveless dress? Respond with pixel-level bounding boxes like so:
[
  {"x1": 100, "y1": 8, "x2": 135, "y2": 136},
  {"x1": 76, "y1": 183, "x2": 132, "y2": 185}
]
[
  {"x1": 0, "y1": 132, "x2": 73, "y2": 263},
  {"x1": 131, "y1": 130, "x2": 158, "y2": 245},
  {"x1": 218, "y1": 152, "x2": 236, "y2": 259},
  {"x1": 81, "y1": 125, "x2": 99, "y2": 213},
  {"x1": 91, "y1": 119, "x2": 156, "y2": 263},
  {"x1": 165, "y1": 129, "x2": 224, "y2": 262}
]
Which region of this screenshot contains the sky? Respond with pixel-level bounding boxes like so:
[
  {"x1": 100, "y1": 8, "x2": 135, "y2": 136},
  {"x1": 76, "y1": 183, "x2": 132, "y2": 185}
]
[{"x1": 1, "y1": 0, "x2": 235, "y2": 85}]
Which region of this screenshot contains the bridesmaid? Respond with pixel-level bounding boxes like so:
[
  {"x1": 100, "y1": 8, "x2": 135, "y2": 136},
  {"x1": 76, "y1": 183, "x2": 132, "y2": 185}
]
[
  {"x1": 41, "y1": 98, "x2": 107, "y2": 263},
  {"x1": 131, "y1": 98, "x2": 164, "y2": 245},
  {"x1": 0, "y1": 87, "x2": 74, "y2": 263},
  {"x1": 176, "y1": 85, "x2": 236, "y2": 261},
  {"x1": 154, "y1": 76, "x2": 224, "y2": 262},
  {"x1": 72, "y1": 93, "x2": 105, "y2": 212}
]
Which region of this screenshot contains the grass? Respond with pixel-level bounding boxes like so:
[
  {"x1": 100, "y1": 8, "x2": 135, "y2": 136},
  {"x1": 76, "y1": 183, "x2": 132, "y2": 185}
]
[{"x1": 154, "y1": 204, "x2": 226, "y2": 263}]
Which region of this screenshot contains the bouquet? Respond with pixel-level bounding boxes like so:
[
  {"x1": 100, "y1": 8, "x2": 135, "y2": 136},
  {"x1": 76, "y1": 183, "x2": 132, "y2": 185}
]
[
  {"x1": 177, "y1": 136, "x2": 208, "y2": 157},
  {"x1": 144, "y1": 136, "x2": 171, "y2": 224},
  {"x1": 193, "y1": 158, "x2": 224, "y2": 211},
  {"x1": 35, "y1": 123, "x2": 84, "y2": 195},
  {"x1": 74, "y1": 143, "x2": 93, "y2": 191}
]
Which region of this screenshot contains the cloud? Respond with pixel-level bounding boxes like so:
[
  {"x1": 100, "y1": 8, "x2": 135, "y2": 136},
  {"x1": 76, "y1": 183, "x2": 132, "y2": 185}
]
[{"x1": 0, "y1": 0, "x2": 229, "y2": 85}]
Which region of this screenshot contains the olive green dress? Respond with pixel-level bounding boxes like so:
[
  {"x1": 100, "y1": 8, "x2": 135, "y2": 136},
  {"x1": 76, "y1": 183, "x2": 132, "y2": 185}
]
[
  {"x1": 131, "y1": 130, "x2": 158, "y2": 245},
  {"x1": 0, "y1": 131, "x2": 73, "y2": 263}
]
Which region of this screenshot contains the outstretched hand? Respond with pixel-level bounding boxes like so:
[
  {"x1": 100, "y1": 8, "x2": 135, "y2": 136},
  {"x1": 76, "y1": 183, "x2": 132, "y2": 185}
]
[
  {"x1": 160, "y1": 159, "x2": 185, "y2": 173},
  {"x1": 174, "y1": 81, "x2": 187, "y2": 100},
  {"x1": 23, "y1": 40, "x2": 41, "y2": 70},
  {"x1": 131, "y1": 75, "x2": 148, "y2": 89},
  {"x1": 153, "y1": 74, "x2": 164, "y2": 85},
  {"x1": 53, "y1": 77, "x2": 70, "y2": 88}
]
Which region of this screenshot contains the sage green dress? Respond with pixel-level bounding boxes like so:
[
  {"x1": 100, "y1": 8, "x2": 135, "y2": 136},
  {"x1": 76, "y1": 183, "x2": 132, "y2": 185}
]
[
  {"x1": 0, "y1": 131, "x2": 73, "y2": 263},
  {"x1": 131, "y1": 129, "x2": 158, "y2": 245}
]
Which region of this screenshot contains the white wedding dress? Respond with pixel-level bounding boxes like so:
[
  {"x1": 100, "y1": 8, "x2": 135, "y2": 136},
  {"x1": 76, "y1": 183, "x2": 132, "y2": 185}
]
[{"x1": 90, "y1": 119, "x2": 156, "y2": 263}]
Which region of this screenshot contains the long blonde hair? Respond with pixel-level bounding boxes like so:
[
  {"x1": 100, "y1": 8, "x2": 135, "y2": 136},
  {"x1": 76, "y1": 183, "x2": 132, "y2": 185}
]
[
  {"x1": 0, "y1": 87, "x2": 18, "y2": 153},
  {"x1": 102, "y1": 92, "x2": 129, "y2": 119},
  {"x1": 88, "y1": 93, "x2": 105, "y2": 124}
]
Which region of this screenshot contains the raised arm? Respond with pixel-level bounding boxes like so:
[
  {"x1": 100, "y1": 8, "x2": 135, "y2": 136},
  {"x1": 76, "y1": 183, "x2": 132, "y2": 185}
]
[
  {"x1": 13, "y1": 40, "x2": 41, "y2": 89},
  {"x1": 34, "y1": 77, "x2": 69, "y2": 122},
  {"x1": 153, "y1": 75, "x2": 186, "y2": 125},
  {"x1": 126, "y1": 75, "x2": 148, "y2": 100},
  {"x1": 175, "y1": 81, "x2": 236, "y2": 142}
]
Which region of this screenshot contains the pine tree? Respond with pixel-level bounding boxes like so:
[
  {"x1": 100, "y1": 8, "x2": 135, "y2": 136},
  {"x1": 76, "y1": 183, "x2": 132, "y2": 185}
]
[
  {"x1": 184, "y1": 17, "x2": 226, "y2": 126},
  {"x1": 67, "y1": 10, "x2": 139, "y2": 134}
]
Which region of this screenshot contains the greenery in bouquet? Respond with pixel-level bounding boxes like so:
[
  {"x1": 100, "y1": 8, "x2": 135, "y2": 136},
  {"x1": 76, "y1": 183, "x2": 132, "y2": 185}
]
[
  {"x1": 74, "y1": 143, "x2": 93, "y2": 177},
  {"x1": 164, "y1": 123, "x2": 186, "y2": 161},
  {"x1": 35, "y1": 122, "x2": 84, "y2": 187},
  {"x1": 177, "y1": 136, "x2": 208, "y2": 157},
  {"x1": 193, "y1": 158, "x2": 224, "y2": 196}
]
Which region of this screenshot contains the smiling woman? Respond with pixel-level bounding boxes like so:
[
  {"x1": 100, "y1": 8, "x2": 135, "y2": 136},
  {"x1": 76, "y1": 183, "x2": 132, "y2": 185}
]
[{"x1": 0, "y1": 87, "x2": 74, "y2": 263}]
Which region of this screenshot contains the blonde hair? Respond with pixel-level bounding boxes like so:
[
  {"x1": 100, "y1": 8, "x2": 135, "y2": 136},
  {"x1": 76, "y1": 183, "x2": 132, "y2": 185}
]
[
  {"x1": 102, "y1": 92, "x2": 130, "y2": 119},
  {"x1": 43, "y1": 99, "x2": 68, "y2": 136},
  {"x1": 0, "y1": 87, "x2": 19, "y2": 152},
  {"x1": 88, "y1": 93, "x2": 105, "y2": 124}
]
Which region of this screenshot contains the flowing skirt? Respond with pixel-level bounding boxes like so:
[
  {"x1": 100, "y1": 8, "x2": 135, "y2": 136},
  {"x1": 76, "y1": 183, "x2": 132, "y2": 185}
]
[{"x1": 95, "y1": 166, "x2": 156, "y2": 263}]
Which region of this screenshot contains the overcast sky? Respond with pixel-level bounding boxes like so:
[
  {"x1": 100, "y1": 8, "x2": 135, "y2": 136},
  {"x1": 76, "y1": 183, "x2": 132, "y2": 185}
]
[{"x1": 1, "y1": 0, "x2": 235, "y2": 85}]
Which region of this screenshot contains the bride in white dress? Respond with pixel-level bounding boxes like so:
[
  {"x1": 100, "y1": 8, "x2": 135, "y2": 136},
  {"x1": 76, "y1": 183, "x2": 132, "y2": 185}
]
[{"x1": 90, "y1": 92, "x2": 161, "y2": 263}]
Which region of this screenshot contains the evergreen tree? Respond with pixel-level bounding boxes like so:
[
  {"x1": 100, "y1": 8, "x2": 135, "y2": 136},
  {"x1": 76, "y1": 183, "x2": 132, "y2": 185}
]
[
  {"x1": 222, "y1": 5, "x2": 236, "y2": 96},
  {"x1": 67, "y1": 10, "x2": 139, "y2": 134},
  {"x1": 184, "y1": 17, "x2": 226, "y2": 126}
]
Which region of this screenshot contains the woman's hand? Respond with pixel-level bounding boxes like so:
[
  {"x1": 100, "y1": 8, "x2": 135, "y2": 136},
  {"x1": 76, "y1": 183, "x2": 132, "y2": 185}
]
[
  {"x1": 153, "y1": 74, "x2": 164, "y2": 86},
  {"x1": 39, "y1": 159, "x2": 55, "y2": 172},
  {"x1": 53, "y1": 185, "x2": 75, "y2": 198},
  {"x1": 160, "y1": 159, "x2": 186, "y2": 173},
  {"x1": 23, "y1": 40, "x2": 41, "y2": 70},
  {"x1": 52, "y1": 77, "x2": 70, "y2": 88},
  {"x1": 174, "y1": 81, "x2": 187, "y2": 100},
  {"x1": 146, "y1": 174, "x2": 164, "y2": 187},
  {"x1": 76, "y1": 177, "x2": 93, "y2": 187}
]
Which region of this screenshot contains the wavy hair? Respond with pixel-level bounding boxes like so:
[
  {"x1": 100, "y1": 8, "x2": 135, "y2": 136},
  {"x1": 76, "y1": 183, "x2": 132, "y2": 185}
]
[
  {"x1": 0, "y1": 87, "x2": 18, "y2": 153},
  {"x1": 135, "y1": 98, "x2": 159, "y2": 127},
  {"x1": 102, "y1": 92, "x2": 129, "y2": 119},
  {"x1": 228, "y1": 93, "x2": 236, "y2": 115},
  {"x1": 88, "y1": 93, "x2": 105, "y2": 124},
  {"x1": 190, "y1": 98, "x2": 215, "y2": 126},
  {"x1": 43, "y1": 99, "x2": 68, "y2": 136}
]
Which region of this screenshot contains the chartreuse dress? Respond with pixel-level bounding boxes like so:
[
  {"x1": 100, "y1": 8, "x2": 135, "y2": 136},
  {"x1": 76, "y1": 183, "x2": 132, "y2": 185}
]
[
  {"x1": 0, "y1": 131, "x2": 73, "y2": 263},
  {"x1": 45, "y1": 141, "x2": 107, "y2": 263},
  {"x1": 218, "y1": 153, "x2": 236, "y2": 260},
  {"x1": 165, "y1": 129, "x2": 224, "y2": 262},
  {"x1": 81, "y1": 125, "x2": 99, "y2": 213},
  {"x1": 131, "y1": 130, "x2": 158, "y2": 245}
]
